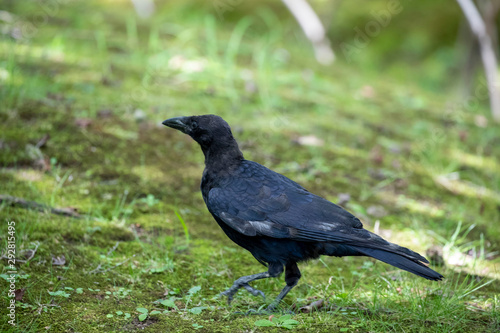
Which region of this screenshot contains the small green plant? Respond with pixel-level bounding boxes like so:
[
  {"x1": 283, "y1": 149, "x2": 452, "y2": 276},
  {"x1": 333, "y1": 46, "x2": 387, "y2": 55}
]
[
  {"x1": 254, "y1": 314, "x2": 300, "y2": 330},
  {"x1": 192, "y1": 323, "x2": 203, "y2": 330},
  {"x1": 137, "y1": 194, "x2": 159, "y2": 207},
  {"x1": 184, "y1": 285, "x2": 201, "y2": 307},
  {"x1": 48, "y1": 290, "x2": 71, "y2": 298},
  {"x1": 0, "y1": 273, "x2": 30, "y2": 281},
  {"x1": 184, "y1": 285, "x2": 208, "y2": 314},
  {"x1": 107, "y1": 311, "x2": 131, "y2": 320},
  {"x1": 158, "y1": 285, "x2": 207, "y2": 314},
  {"x1": 338, "y1": 318, "x2": 364, "y2": 332},
  {"x1": 136, "y1": 307, "x2": 161, "y2": 322},
  {"x1": 111, "y1": 190, "x2": 136, "y2": 220},
  {"x1": 174, "y1": 209, "x2": 190, "y2": 247},
  {"x1": 141, "y1": 258, "x2": 175, "y2": 274},
  {"x1": 112, "y1": 287, "x2": 132, "y2": 299},
  {"x1": 160, "y1": 297, "x2": 178, "y2": 310}
]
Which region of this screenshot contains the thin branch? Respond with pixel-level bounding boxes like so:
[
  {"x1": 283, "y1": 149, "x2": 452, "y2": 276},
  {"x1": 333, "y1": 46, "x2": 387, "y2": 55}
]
[
  {"x1": 88, "y1": 255, "x2": 135, "y2": 275},
  {"x1": 1, "y1": 242, "x2": 39, "y2": 263},
  {"x1": 0, "y1": 194, "x2": 81, "y2": 218},
  {"x1": 107, "y1": 242, "x2": 120, "y2": 256},
  {"x1": 87, "y1": 264, "x2": 102, "y2": 275}
]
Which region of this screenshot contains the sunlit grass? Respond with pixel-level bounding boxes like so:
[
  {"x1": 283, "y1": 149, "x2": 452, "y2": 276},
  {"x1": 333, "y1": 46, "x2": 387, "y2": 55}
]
[{"x1": 0, "y1": 0, "x2": 499, "y2": 332}]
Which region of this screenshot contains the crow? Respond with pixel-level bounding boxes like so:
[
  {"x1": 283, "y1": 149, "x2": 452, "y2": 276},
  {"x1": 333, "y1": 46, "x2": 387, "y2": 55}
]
[{"x1": 163, "y1": 114, "x2": 443, "y2": 311}]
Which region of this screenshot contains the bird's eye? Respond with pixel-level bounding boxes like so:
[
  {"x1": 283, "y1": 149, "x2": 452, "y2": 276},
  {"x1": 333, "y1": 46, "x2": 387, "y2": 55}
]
[{"x1": 191, "y1": 120, "x2": 198, "y2": 129}]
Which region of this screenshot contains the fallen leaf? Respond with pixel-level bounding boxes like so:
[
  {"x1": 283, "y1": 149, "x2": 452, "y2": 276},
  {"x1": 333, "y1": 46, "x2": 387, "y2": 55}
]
[
  {"x1": 474, "y1": 115, "x2": 487, "y2": 128},
  {"x1": 245, "y1": 81, "x2": 258, "y2": 94},
  {"x1": 168, "y1": 55, "x2": 206, "y2": 73},
  {"x1": 369, "y1": 145, "x2": 384, "y2": 165},
  {"x1": 459, "y1": 130, "x2": 468, "y2": 142},
  {"x1": 426, "y1": 245, "x2": 445, "y2": 266},
  {"x1": 299, "y1": 299, "x2": 324, "y2": 313},
  {"x1": 52, "y1": 255, "x2": 66, "y2": 266},
  {"x1": 337, "y1": 193, "x2": 351, "y2": 206},
  {"x1": 36, "y1": 134, "x2": 50, "y2": 148},
  {"x1": 360, "y1": 85, "x2": 375, "y2": 99},
  {"x1": 368, "y1": 168, "x2": 386, "y2": 180},
  {"x1": 15, "y1": 288, "x2": 26, "y2": 301},
  {"x1": 98, "y1": 109, "x2": 113, "y2": 118},
  {"x1": 367, "y1": 205, "x2": 387, "y2": 218},
  {"x1": 46, "y1": 93, "x2": 64, "y2": 101},
  {"x1": 294, "y1": 135, "x2": 324, "y2": 147},
  {"x1": 75, "y1": 118, "x2": 92, "y2": 129},
  {"x1": 34, "y1": 157, "x2": 51, "y2": 172},
  {"x1": 60, "y1": 207, "x2": 79, "y2": 215},
  {"x1": 19, "y1": 248, "x2": 37, "y2": 261}
]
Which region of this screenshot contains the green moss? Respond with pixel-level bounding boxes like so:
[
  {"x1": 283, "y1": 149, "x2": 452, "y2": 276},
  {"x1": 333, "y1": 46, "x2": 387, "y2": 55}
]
[{"x1": 0, "y1": 0, "x2": 499, "y2": 332}]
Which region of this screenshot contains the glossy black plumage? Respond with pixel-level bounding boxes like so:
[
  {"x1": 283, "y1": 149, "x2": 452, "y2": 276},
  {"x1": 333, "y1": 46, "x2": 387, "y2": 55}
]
[{"x1": 163, "y1": 114, "x2": 443, "y2": 311}]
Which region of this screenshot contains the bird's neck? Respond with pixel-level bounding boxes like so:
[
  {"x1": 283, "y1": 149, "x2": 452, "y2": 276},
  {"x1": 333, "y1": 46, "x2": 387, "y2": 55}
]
[{"x1": 202, "y1": 141, "x2": 244, "y2": 171}]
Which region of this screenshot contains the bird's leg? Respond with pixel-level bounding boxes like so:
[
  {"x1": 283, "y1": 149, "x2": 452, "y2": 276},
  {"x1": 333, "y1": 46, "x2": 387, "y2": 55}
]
[
  {"x1": 220, "y1": 263, "x2": 283, "y2": 304},
  {"x1": 220, "y1": 272, "x2": 269, "y2": 304},
  {"x1": 266, "y1": 262, "x2": 301, "y2": 312},
  {"x1": 241, "y1": 283, "x2": 266, "y2": 298}
]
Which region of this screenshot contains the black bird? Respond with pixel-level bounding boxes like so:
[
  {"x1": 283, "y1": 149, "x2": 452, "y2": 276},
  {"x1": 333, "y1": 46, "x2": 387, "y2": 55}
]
[{"x1": 163, "y1": 114, "x2": 443, "y2": 311}]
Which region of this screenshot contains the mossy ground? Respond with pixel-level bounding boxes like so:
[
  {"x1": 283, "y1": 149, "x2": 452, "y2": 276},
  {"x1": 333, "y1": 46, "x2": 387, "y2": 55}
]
[{"x1": 0, "y1": 0, "x2": 499, "y2": 332}]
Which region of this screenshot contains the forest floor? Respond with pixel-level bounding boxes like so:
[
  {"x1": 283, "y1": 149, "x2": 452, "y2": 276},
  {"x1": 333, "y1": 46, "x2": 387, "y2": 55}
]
[{"x1": 0, "y1": 1, "x2": 499, "y2": 332}]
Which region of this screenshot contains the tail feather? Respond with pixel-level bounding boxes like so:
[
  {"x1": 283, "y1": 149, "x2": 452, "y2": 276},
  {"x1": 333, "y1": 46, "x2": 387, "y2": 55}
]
[{"x1": 356, "y1": 247, "x2": 443, "y2": 281}]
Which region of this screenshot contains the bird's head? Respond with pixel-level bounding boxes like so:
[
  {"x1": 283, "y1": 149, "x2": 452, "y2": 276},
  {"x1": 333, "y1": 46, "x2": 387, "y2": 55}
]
[{"x1": 162, "y1": 115, "x2": 242, "y2": 160}]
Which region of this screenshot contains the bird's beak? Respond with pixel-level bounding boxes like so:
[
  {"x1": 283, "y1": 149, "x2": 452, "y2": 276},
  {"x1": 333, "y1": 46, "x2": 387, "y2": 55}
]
[{"x1": 162, "y1": 116, "x2": 189, "y2": 133}]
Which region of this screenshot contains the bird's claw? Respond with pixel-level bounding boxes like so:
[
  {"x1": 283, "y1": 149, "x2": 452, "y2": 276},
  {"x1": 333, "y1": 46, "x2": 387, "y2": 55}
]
[
  {"x1": 219, "y1": 289, "x2": 235, "y2": 305},
  {"x1": 219, "y1": 282, "x2": 266, "y2": 304},
  {"x1": 242, "y1": 283, "x2": 266, "y2": 300}
]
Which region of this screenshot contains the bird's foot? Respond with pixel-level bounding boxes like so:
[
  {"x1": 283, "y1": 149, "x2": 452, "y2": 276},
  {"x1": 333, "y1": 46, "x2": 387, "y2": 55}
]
[
  {"x1": 264, "y1": 303, "x2": 281, "y2": 313},
  {"x1": 264, "y1": 305, "x2": 294, "y2": 314},
  {"x1": 242, "y1": 283, "x2": 266, "y2": 299},
  {"x1": 220, "y1": 283, "x2": 266, "y2": 305},
  {"x1": 219, "y1": 288, "x2": 237, "y2": 304},
  {"x1": 265, "y1": 304, "x2": 277, "y2": 313}
]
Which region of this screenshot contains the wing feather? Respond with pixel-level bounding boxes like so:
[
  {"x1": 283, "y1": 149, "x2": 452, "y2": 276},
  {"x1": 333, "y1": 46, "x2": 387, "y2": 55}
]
[
  {"x1": 206, "y1": 160, "x2": 429, "y2": 264},
  {"x1": 207, "y1": 161, "x2": 367, "y2": 243}
]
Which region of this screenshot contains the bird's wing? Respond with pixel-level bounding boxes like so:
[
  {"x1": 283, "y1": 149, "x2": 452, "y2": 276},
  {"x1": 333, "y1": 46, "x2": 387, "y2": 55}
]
[{"x1": 206, "y1": 161, "x2": 393, "y2": 248}]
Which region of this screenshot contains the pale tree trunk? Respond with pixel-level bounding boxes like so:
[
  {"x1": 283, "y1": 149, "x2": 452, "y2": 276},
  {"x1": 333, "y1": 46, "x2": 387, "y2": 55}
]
[
  {"x1": 131, "y1": 0, "x2": 155, "y2": 18},
  {"x1": 478, "y1": 0, "x2": 499, "y2": 58},
  {"x1": 281, "y1": 0, "x2": 335, "y2": 65},
  {"x1": 456, "y1": 0, "x2": 500, "y2": 122}
]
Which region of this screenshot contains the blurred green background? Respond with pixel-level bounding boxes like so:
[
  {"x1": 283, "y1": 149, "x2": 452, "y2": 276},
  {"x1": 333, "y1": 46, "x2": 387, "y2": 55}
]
[{"x1": 0, "y1": 0, "x2": 499, "y2": 332}]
